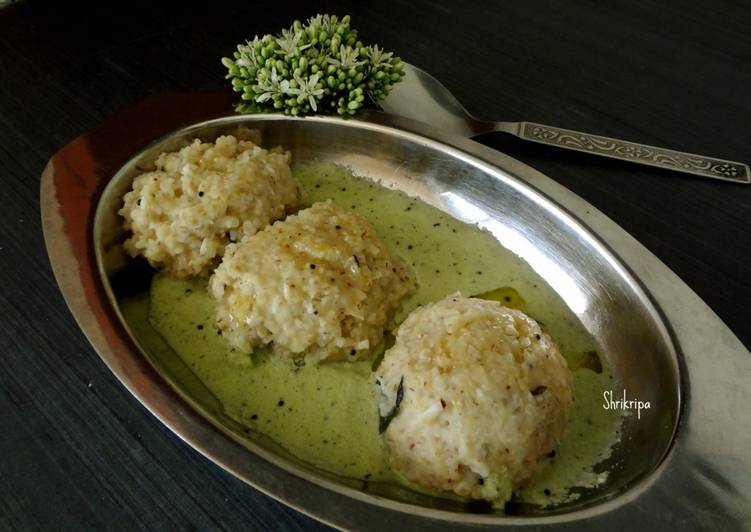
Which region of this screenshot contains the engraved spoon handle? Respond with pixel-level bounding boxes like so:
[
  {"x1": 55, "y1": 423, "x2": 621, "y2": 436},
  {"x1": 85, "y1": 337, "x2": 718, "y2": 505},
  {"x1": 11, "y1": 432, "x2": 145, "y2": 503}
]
[{"x1": 497, "y1": 121, "x2": 750, "y2": 184}]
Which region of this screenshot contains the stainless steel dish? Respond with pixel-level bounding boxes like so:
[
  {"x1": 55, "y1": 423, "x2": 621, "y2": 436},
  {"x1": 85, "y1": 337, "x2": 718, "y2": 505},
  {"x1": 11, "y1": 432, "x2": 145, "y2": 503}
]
[{"x1": 44, "y1": 112, "x2": 751, "y2": 530}]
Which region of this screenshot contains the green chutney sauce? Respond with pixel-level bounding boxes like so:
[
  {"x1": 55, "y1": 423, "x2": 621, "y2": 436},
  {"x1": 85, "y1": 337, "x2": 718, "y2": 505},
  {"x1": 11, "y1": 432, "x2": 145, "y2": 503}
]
[{"x1": 120, "y1": 163, "x2": 622, "y2": 507}]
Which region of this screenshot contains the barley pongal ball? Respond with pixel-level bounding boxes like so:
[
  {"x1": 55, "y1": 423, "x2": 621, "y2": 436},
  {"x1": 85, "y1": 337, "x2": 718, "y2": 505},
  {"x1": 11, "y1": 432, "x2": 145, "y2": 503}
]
[
  {"x1": 119, "y1": 134, "x2": 302, "y2": 277},
  {"x1": 210, "y1": 201, "x2": 416, "y2": 362},
  {"x1": 376, "y1": 294, "x2": 575, "y2": 503}
]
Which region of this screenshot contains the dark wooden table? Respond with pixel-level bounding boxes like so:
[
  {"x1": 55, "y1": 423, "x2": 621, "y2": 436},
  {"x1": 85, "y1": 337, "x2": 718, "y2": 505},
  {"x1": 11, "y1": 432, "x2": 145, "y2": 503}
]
[{"x1": 1, "y1": 1, "x2": 749, "y2": 530}]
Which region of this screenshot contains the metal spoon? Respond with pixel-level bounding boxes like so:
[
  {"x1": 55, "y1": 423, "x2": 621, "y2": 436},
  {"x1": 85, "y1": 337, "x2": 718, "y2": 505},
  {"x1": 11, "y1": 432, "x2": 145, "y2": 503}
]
[{"x1": 379, "y1": 63, "x2": 749, "y2": 184}]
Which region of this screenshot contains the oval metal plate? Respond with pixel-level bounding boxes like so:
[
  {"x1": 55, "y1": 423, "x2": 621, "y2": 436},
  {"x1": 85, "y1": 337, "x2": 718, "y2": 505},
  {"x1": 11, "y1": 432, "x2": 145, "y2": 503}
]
[{"x1": 41, "y1": 104, "x2": 751, "y2": 530}]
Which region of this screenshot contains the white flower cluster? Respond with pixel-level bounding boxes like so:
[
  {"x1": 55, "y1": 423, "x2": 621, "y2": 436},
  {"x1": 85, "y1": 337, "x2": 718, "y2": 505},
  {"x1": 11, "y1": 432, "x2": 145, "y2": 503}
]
[{"x1": 222, "y1": 14, "x2": 405, "y2": 116}]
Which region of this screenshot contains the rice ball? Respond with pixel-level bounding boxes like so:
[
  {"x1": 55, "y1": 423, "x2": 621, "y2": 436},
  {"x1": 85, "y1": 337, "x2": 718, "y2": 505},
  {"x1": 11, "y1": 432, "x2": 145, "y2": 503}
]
[
  {"x1": 376, "y1": 294, "x2": 575, "y2": 503},
  {"x1": 209, "y1": 201, "x2": 416, "y2": 362},
  {"x1": 119, "y1": 133, "x2": 303, "y2": 277}
]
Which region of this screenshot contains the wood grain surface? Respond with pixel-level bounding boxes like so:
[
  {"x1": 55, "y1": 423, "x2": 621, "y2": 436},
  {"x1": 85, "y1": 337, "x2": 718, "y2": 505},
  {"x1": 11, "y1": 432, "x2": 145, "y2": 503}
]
[{"x1": 1, "y1": 1, "x2": 749, "y2": 530}]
